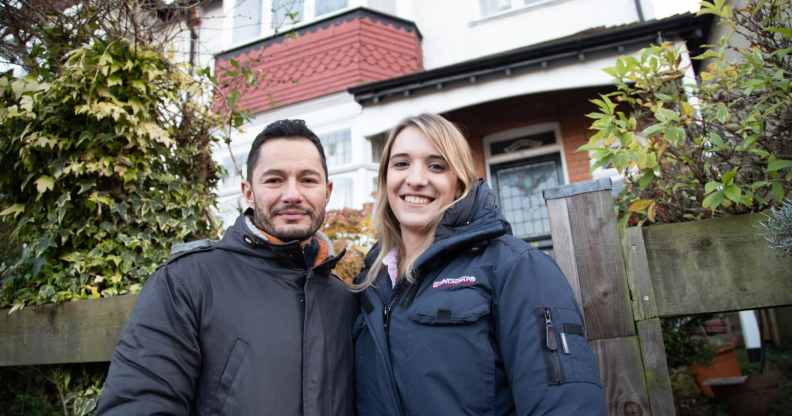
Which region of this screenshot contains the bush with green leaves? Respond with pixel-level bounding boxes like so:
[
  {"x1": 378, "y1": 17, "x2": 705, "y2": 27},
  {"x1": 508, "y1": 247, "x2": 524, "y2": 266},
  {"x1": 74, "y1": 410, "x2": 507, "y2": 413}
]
[
  {"x1": 761, "y1": 198, "x2": 792, "y2": 256},
  {"x1": 582, "y1": 0, "x2": 792, "y2": 226},
  {"x1": 0, "y1": 39, "x2": 225, "y2": 308}
]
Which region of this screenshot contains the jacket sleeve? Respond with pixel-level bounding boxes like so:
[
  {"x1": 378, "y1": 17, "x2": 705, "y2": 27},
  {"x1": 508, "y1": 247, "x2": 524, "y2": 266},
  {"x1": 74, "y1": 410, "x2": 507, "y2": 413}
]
[
  {"x1": 97, "y1": 265, "x2": 202, "y2": 415},
  {"x1": 493, "y1": 248, "x2": 606, "y2": 416}
]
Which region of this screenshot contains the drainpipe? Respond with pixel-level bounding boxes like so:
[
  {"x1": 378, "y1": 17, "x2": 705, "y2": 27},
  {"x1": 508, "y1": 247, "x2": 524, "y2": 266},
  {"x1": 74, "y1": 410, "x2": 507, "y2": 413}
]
[{"x1": 633, "y1": 0, "x2": 645, "y2": 22}]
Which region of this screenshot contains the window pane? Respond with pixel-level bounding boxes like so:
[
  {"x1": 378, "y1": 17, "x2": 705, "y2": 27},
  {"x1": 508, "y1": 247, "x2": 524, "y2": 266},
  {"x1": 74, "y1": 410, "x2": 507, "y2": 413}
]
[
  {"x1": 479, "y1": 0, "x2": 511, "y2": 16},
  {"x1": 368, "y1": 132, "x2": 386, "y2": 164},
  {"x1": 328, "y1": 176, "x2": 353, "y2": 209},
  {"x1": 320, "y1": 129, "x2": 351, "y2": 168},
  {"x1": 272, "y1": 0, "x2": 304, "y2": 29},
  {"x1": 316, "y1": 0, "x2": 347, "y2": 16},
  {"x1": 233, "y1": 0, "x2": 262, "y2": 44},
  {"x1": 493, "y1": 158, "x2": 561, "y2": 239}
]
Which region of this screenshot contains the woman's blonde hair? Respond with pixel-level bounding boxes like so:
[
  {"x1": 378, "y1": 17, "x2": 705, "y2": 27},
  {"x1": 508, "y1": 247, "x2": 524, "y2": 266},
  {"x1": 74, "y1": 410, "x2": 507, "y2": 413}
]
[{"x1": 351, "y1": 113, "x2": 478, "y2": 292}]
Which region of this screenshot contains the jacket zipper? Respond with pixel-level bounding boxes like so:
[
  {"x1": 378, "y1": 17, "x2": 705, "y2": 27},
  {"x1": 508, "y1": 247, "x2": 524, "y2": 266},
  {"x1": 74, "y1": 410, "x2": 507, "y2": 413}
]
[
  {"x1": 383, "y1": 280, "x2": 408, "y2": 341},
  {"x1": 544, "y1": 307, "x2": 563, "y2": 384}
]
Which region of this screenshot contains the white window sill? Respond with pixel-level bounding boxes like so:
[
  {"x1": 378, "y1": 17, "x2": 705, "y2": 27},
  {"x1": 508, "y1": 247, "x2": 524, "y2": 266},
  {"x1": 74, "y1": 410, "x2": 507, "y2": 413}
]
[{"x1": 469, "y1": 0, "x2": 564, "y2": 27}]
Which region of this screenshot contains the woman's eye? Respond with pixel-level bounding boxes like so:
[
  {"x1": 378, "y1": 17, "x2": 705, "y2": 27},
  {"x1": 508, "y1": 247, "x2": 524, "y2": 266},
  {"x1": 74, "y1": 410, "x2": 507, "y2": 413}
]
[
  {"x1": 391, "y1": 160, "x2": 409, "y2": 169},
  {"x1": 429, "y1": 163, "x2": 447, "y2": 172}
]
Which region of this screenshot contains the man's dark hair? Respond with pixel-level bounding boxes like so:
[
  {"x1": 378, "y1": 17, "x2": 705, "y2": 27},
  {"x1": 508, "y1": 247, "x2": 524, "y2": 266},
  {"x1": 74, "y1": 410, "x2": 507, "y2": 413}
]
[{"x1": 246, "y1": 119, "x2": 328, "y2": 181}]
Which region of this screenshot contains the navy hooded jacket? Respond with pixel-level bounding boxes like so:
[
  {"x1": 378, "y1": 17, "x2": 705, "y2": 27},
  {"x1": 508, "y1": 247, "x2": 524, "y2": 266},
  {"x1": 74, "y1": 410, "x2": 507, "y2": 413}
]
[{"x1": 355, "y1": 182, "x2": 605, "y2": 416}]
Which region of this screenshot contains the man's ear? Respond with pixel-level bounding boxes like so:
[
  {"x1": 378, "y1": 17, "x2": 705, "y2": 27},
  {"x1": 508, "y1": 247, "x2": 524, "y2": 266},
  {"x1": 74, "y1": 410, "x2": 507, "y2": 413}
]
[
  {"x1": 241, "y1": 180, "x2": 254, "y2": 207},
  {"x1": 325, "y1": 180, "x2": 333, "y2": 206}
]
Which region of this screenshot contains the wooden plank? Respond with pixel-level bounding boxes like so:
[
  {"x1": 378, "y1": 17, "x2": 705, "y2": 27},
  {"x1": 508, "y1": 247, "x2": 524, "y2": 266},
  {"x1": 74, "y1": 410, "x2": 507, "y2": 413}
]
[
  {"x1": 546, "y1": 197, "x2": 584, "y2": 309},
  {"x1": 637, "y1": 318, "x2": 675, "y2": 416},
  {"x1": 622, "y1": 226, "x2": 658, "y2": 321},
  {"x1": 643, "y1": 213, "x2": 792, "y2": 317},
  {"x1": 591, "y1": 336, "x2": 651, "y2": 416},
  {"x1": 565, "y1": 190, "x2": 635, "y2": 340},
  {"x1": 0, "y1": 294, "x2": 138, "y2": 366}
]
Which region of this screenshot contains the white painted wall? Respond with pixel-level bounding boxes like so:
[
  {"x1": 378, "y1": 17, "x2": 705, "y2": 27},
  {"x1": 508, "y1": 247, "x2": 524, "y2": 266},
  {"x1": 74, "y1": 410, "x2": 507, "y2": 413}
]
[{"x1": 398, "y1": 0, "x2": 642, "y2": 69}]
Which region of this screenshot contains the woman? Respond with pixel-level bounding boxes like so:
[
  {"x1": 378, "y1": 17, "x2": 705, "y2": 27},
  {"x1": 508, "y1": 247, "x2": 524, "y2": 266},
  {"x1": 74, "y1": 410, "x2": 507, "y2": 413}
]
[{"x1": 353, "y1": 114, "x2": 605, "y2": 415}]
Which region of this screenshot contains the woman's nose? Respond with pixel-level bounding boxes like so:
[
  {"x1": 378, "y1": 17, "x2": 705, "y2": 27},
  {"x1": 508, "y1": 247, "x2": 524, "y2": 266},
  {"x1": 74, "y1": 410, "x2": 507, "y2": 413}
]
[{"x1": 405, "y1": 165, "x2": 428, "y2": 187}]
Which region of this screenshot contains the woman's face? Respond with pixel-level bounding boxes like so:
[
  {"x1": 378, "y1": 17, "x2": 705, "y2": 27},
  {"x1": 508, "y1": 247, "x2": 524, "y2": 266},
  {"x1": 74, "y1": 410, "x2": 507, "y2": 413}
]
[{"x1": 386, "y1": 126, "x2": 460, "y2": 239}]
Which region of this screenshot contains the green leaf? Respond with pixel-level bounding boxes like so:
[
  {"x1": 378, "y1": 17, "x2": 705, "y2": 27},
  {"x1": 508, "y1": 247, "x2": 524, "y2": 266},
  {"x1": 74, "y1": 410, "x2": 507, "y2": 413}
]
[
  {"x1": 704, "y1": 181, "x2": 721, "y2": 194},
  {"x1": 0, "y1": 204, "x2": 25, "y2": 217},
  {"x1": 35, "y1": 176, "x2": 55, "y2": 193},
  {"x1": 722, "y1": 168, "x2": 737, "y2": 185},
  {"x1": 715, "y1": 103, "x2": 729, "y2": 123},
  {"x1": 768, "y1": 27, "x2": 792, "y2": 39},
  {"x1": 702, "y1": 191, "x2": 725, "y2": 210},
  {"x1": 724, "y1": 185, "x2": 742, "y2": 204},
  {"x1": 768, "y1": 159, "x2": 792, "y2": 172}
]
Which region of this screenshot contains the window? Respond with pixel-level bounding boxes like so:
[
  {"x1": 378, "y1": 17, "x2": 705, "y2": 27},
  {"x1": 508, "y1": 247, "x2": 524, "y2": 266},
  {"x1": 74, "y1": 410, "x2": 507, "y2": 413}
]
[
  {"x1": 315, "y1": 0, "x2": 347, "y2": 16},
  {"x1": 490, "y1": 153, "x2": 562, "y2": 245},
  {"x1": 327, "y1": 176, "x2": 353, "y2": 209},
  {"x1": 484, "y1": 125, "x2": 564, "y2": 250},
  {"x1": 272, "y1": 0, "x2": 348, "y2": 30},
  {"x1": 368, "y1": 132, "x2": 387, "y2": 164},
  {"x1": 320, "y1": 129, "x2": 351, "y2": 169},
  {"x1": 479, "y1": 0, "x2": 549, "y2": 17},
  {"x1": 272, "y1": 0, "x2": 304, "y2": 29},
  {"x1": 233, "y1": 0, "x2": 263, "y2": 44}
]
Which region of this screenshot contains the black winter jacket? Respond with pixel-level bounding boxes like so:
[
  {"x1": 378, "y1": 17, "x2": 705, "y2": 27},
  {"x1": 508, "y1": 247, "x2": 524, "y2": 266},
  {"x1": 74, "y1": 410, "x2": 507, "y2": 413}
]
[
  {"x1": 98, "y1": 213, "x2": 357, "y2": 415},
  {"x1": 355, "y1": 182, "x2": 605, "y2": 416}
]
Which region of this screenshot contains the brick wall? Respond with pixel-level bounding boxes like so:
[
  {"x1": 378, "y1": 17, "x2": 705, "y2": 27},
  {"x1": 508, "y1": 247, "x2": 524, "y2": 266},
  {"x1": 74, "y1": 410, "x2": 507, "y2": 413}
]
[
  {"x1": 445, "y1": 86, "x2": 610, "y2": 183},
  {"x1": 215, "y1": 10, "x2": 422, "y2": 114}
]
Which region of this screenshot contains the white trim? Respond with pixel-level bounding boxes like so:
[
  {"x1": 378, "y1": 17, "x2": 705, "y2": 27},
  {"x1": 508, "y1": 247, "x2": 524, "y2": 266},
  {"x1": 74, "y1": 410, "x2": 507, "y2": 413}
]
[{"x1": 483, "y1": 123, "x2": 569, "y2": 186}]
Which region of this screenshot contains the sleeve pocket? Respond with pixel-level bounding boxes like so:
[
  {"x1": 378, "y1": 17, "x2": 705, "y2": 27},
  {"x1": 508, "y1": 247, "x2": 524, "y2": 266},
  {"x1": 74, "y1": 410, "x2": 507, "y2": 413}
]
[
  {"x1": 550, "y1": 307, "x2": 601, "y2": 386},
  {"x1": 408, "y1": 288, "x2": 490, "y2": 325}
]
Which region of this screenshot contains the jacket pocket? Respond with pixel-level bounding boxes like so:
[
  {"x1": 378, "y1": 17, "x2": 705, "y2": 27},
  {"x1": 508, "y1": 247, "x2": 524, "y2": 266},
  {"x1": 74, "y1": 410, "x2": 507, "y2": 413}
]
[
  {"x1": 404, "y1": 288, "x2": 495, "y2": 415},
  {"x1": 538, "y1": 306, "x2": 601, "y2": 386},
  {"x1": 408, "y1": 286, "x2": 490, "y2": 325},
  {"x1": 215, "y1": 338, "x2": 250, "y2": 415}
]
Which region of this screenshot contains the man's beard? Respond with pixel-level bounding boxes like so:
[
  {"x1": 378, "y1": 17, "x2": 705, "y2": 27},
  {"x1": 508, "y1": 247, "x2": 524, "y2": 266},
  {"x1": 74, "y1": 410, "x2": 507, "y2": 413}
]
[{"x1": 252, "y1": 204, "x2": 326, "y2": 242}]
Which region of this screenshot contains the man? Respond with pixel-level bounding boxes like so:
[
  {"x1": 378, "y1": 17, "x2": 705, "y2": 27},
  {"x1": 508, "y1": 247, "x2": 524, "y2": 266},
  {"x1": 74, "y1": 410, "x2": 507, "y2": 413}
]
[{"x1": 98, "y1": 120, "x2": 357, "y2": 415}]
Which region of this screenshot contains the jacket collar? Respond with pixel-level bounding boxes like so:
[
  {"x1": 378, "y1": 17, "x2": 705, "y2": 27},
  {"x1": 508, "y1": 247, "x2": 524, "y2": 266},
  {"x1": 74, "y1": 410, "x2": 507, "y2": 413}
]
[{"x1": 218, "y1": 209, "x2": 342, "y2": 270}]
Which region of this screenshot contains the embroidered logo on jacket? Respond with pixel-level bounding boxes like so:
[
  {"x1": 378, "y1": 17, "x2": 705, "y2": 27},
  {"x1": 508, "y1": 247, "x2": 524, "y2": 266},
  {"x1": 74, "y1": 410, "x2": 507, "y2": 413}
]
[{"x1": 432, "y1": 275, "x2": 477, "y2": 289}]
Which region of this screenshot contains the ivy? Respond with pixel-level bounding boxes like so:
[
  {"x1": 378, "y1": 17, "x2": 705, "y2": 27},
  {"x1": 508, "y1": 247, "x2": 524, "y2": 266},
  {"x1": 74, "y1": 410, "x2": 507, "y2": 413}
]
[{"x1": 0, "y1": 39, "x2": 225, "y2": 308}]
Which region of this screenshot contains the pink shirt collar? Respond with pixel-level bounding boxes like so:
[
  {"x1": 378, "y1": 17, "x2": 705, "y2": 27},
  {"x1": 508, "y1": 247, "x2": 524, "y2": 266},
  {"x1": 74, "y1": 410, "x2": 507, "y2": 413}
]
[{"x1": 382, "y1": 248, "x2": 399, "y2": 288}]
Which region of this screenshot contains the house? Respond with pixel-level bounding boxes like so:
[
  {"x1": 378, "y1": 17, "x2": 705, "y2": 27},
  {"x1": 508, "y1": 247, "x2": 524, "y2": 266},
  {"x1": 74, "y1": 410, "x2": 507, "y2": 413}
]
[{"x1": 195, "y1": 0, "x2": 710, "y2": 248}]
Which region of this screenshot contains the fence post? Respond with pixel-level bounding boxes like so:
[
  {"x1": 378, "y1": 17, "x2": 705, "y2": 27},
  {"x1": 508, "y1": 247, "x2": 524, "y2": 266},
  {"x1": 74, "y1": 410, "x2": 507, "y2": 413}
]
[{"x1": 543, "y1": 178, "x2": 653, "y2": 416}]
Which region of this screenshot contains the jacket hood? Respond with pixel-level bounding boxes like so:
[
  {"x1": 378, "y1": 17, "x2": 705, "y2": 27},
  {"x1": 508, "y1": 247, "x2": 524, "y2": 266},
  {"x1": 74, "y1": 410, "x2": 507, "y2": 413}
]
[{"x1": 415, "y1": 180, "x2": 510, "y2": 270}]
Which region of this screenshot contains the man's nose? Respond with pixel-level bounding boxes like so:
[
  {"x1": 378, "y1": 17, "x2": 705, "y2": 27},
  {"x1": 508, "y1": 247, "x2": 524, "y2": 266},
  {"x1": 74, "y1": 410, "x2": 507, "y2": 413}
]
[{"x1": 281, "y1": 178, "x2": 304, "y2": 203}]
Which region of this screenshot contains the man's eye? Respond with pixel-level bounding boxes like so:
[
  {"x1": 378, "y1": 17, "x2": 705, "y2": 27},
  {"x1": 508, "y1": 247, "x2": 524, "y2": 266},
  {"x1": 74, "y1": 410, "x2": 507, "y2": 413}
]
[
  {"x1": 302, "y1": 177, "x2": 320, "y2": 184},
  {"x1": 263, "y1": 177, "x2": 282, "y2": 184}
]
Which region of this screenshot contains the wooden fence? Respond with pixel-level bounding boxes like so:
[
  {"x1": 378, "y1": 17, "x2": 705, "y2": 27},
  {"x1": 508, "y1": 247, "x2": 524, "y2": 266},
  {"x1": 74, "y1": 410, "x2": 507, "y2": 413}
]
[{"x1": 543, "y1": 178, "x2": 792, "y2": 416}]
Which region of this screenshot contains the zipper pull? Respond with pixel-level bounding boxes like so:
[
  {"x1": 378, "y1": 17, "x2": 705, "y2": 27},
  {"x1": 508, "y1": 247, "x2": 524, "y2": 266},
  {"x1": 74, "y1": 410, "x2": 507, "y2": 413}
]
[
  {"x1": 544, "y1": 307, "x2": 558, "y2": 351},
  {"x1": 383, "y1": 303, "x2": 392, "y2": 332}
]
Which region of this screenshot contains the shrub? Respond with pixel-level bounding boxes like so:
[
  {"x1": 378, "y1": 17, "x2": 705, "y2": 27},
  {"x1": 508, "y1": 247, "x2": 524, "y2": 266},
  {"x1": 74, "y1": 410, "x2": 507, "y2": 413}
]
[
  {"x1": 0, "y1": 39, "x2": 224, "y2": 308},
  {"x1": 582, "y1": 0, "x2": 792, "y2": 226}
]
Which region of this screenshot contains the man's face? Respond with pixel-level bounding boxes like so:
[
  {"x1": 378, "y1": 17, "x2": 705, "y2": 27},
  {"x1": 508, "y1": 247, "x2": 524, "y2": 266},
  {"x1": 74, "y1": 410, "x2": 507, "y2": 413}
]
[{"x1": 241, "y1": 138, "x2": 332, "y2": 242}]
